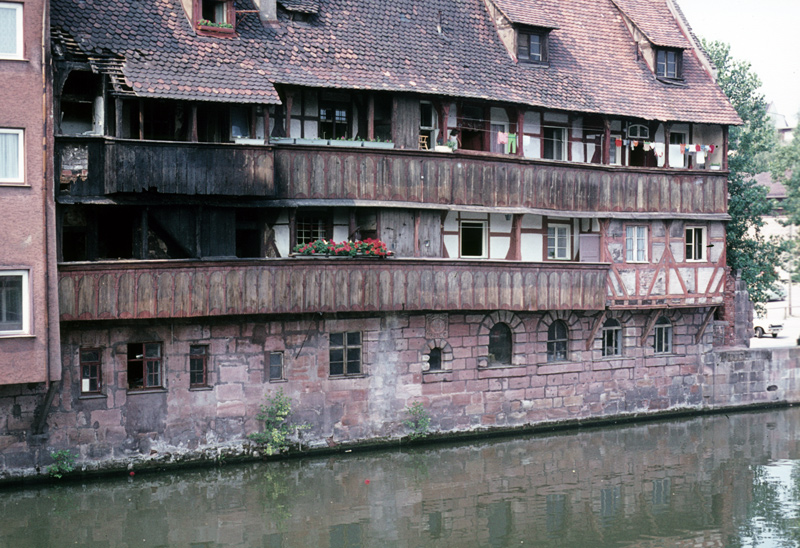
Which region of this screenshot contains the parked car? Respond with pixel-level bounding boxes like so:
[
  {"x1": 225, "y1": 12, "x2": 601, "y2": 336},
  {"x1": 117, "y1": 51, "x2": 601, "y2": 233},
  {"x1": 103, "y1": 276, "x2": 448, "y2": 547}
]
[{"x1": 754, "y1": 317, "x2": 783, "y2": 338}]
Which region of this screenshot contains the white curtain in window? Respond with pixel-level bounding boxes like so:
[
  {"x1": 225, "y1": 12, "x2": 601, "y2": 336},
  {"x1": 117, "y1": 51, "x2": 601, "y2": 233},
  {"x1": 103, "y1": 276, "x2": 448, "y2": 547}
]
[
  {"x1": 0, "y1": 131, "x2": 20, "y2": 180},
  {"x1": 0, "y1": 6, "x2": 18, "y2": 56}
]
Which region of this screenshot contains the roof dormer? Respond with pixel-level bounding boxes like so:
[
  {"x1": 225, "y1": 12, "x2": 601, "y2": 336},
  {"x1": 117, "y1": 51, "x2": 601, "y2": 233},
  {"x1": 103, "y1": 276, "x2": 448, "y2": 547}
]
[{"x1": 482, "y1": 0, "x2": 559, "y2": 65}]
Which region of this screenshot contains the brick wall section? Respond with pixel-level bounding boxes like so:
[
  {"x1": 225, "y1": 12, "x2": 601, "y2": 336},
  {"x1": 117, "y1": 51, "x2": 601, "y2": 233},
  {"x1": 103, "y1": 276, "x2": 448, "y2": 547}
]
[{"x1": 2, "y1": 310, "x2": 800, "y2": 477}]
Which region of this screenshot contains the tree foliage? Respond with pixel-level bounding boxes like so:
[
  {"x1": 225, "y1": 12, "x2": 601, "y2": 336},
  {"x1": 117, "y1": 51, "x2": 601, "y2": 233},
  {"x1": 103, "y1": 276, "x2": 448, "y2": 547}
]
[{"x1": 702, "y1": 40, "x2": 786, "y2": 307}]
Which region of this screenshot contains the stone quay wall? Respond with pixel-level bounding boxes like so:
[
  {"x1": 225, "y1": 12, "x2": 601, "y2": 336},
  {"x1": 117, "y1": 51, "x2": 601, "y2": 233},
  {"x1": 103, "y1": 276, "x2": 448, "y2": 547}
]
[{"x1": 2, "y1": 310, "x2": 800, "y2": 481}]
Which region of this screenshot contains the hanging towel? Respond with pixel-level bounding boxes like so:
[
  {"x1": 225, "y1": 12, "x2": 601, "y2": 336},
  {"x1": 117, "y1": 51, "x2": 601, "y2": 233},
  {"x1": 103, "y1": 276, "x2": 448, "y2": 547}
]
[{"x1": 497, "y1": 131, "x2": 508, "y2": 145}]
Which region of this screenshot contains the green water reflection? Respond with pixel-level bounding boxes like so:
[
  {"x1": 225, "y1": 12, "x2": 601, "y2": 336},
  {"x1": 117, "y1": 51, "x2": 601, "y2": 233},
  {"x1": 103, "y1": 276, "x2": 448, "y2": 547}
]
[{"x1": 2, "y1": 407, "x2": 800, "y2": 547}]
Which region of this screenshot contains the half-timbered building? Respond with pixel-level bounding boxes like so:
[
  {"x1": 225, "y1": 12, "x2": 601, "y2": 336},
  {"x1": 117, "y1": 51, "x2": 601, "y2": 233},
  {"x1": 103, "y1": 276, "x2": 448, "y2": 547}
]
[{"x1": 4, "y1": 0, "x2": 747, "y2": 467}]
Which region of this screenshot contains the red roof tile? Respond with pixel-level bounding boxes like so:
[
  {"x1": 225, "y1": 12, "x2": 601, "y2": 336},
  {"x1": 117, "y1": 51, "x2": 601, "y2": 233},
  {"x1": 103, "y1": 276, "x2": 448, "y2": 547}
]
[
  {"x1": 51, "y1": 0, "x2": 741, "y2": 125},
  {"x1": 610, "y1": 0, "x2": 691, "y2": 48},
  {"x1": 490, "y1": 0, "x2": 560, "y2": 29}
]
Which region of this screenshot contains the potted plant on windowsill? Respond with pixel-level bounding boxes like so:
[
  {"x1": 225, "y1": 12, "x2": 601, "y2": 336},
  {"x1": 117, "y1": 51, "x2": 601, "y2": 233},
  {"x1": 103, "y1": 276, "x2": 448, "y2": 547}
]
[
  {"x1": 290, "y1": 238, "x2": 393, "y2": 258},
  {"x1": 196, "y1": 18, "x2": 235, "y2": 35}
]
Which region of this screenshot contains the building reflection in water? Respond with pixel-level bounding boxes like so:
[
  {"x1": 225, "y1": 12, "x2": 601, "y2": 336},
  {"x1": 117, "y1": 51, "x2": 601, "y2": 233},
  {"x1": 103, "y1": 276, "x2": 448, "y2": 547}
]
[{"x1": 2, "y1": 408, "x2": 800, "y2": 547}]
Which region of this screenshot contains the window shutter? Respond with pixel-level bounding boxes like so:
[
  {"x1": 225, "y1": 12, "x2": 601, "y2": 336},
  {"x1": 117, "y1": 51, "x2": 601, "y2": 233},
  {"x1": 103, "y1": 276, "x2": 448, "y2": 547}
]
[{"x1": 579, "y1": 234, "x2": 601, "y2": 262}]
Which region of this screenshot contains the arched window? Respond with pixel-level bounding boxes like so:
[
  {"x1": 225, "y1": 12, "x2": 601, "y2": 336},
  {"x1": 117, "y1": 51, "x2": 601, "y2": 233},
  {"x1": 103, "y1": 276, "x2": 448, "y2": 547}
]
[
  {"x1": 601, "y1": 318, "x2": 621, "y2": 357},
  {"x1": 547, "y1": 320, "x2": 568, "y2": 362},
  {"x1": 488, "y1": 323, "x2": 512, "y2": 365},
  {"x1": 654, "y1": 317, "x2": 672, "y2": 354},
  {"x1": 428, "y1": 347, "x2": 442, "y2": 371}
]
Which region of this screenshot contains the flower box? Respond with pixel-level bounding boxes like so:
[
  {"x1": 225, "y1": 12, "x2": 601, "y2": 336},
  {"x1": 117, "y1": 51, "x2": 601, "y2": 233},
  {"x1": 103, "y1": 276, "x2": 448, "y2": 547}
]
[{"x1": 292, "y1": 238, "x2": 393, "y2": 258}]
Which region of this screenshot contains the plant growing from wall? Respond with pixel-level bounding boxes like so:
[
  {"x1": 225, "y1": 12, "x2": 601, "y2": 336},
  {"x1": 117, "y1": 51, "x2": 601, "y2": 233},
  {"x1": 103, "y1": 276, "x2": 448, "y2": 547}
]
[
  {"x1": 248, "y1": 389, "x2": 310, "y2": 456},
  {"x1": 403, "y1": 401, "x2": 431, "y2": 440},
  {"x1": 47, "y1": 450, "x2": 76, "y2": 479}
]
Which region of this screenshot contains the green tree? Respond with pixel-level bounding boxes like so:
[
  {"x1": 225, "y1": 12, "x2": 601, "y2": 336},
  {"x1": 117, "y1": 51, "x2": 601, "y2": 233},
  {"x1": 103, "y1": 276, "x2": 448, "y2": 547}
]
[{"x1": 703, "y1": 40, "x2": 786, "y2": 307}]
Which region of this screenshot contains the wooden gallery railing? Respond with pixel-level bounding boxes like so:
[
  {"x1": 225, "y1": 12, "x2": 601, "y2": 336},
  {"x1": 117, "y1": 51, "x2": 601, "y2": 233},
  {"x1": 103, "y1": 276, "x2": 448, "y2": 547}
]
[{"x1": 58, "y1": 259, "x2": 609, "y2": 321}]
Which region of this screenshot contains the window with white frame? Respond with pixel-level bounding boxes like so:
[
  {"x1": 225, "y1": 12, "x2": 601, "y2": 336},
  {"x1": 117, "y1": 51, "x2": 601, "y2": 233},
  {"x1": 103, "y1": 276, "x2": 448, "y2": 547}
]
[
  {"x1": 0, "y1": 3, "x2": 23, "y2": 60},
  {"x1": 0, "y1": 128, "x2": 23, "y2": 183},
  {"x1": 547, "y1": 224, "x2": 570, "y2": 260},
  {"x1": 625, "y1": 226, "x2": 648, "y2": 262},
  {"x1": 460, "y1": 220, "x2": 487, "y2": 258},
  {"x1": 543, "y1": 126, "x2": 566, "y2": 160},
  {"x1": 0, "y1": 270, "x2": 28, "y2": 335},
  {"x1": 601, "y1": 318, "x2": 621, "y2": 357},
  {"x1": 685, "y1": 226, "x2": 706, "y2": 261},
  {"x1": 653, "y1": 317, "x2": 672, "y2": 354}
]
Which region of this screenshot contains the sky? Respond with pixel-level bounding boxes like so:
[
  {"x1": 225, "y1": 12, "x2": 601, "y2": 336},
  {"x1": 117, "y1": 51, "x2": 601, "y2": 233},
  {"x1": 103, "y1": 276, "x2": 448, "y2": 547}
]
[{"x1": 676, "y1": 0, "x2": 800, "y2": 126}]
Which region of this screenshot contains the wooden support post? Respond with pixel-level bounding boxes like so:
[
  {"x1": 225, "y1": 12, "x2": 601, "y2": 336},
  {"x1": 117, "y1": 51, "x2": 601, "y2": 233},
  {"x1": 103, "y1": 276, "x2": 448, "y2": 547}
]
[
  {"x1": 640, "y1": 310, "x2": 661, "y2": 347},
  {"x1": 664, "y1": 123, "x2": 671, "y2": 168},
  {"x1": 695, "y1": 307, "x2": 718, "y2": 344},
  {"x1": 687, "y1": 123, "x2": 694, "y2": 169},
  {"x1": 348, "y1": 209, "x2": 357, "y2": 240},
  {"x1": 602, "y1": 117, "x2": 611, "y2": 165},
  {"x1": 115, "y1": 98, "x2": 124, "y2": 138},
  {"x1": 285, "y1": 92, "x2": 293, "y2": 138},
  {"x1": 288, "y1": 208, "x2": 297, "y2": 251},
  {"x1": 413, "y1": 210, "x2": 421, "y2": 257},
  {"x1": 585, "y1": 310, "x2": 607, "y2": 351},
  {"x1": 140, "y1": 208, "x2": 149, "y2": 259},
  {"x1": 517, "y1": 109, "x2": 525, "y2": 156},
  {"x1": 441, "y1": 102, "x2": 450, "y2": 146},
  {"x1": 722, "y1": 126, "x2": 729, "y2": 171},
  {"x1": 250, "y1": 105, "x2": 257, "y2": 139},
  {"x1": 263, "y1": 104, "x2": 270, "y2": 140},
  {"x1": 506, "y1": 214, "x2": 522, "y2": 260},
  {"x1": 189, "y1": 104, "x2": 198, "y2": 142},
  {"x1": 367, "y1": 94, "x2": 375, "y2": 141},
  {"x1": 138, "y1": 99, "x2": 144, "y2": 140}
]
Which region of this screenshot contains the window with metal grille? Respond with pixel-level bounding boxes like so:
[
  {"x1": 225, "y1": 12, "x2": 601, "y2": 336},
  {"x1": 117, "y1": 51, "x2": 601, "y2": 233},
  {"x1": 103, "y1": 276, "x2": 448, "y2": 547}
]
[
  {"x1": 189, "y1": 345, "x2": 208, "y2": 387},
  {"x1": 654, "y1": 317, "x2": 672, "y2": 354},
  {"x1": 488, "y1": 323, "x2": 512, "y2": 365},
  {"x1": 127, "y1": 342, "x2": 163, "y2": 390},
  {"x1": 296, "y1": 214, "x2": 327, "y2": 246},
  {"x1": 601, "y1": 319, "x2": 621, "y2": 357},
  {"x1": 268, "y1": 351, "x2": 284, "y2": 381},
  {"x1": 80, "y1": 348, "x2": 102, "y2": 394},
  {"x1": 329, "y1": 332, "x2": 362, "y2": 376},
  {"x1": 547, "y1": 320, "x2": 568, "y2": 362}
]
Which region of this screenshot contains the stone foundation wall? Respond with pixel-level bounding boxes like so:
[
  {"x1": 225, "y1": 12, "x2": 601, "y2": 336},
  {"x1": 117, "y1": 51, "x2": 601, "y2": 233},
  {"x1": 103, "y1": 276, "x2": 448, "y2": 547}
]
[{"x1": 2, "y1": 308, "x2": 799, "y2": 480}]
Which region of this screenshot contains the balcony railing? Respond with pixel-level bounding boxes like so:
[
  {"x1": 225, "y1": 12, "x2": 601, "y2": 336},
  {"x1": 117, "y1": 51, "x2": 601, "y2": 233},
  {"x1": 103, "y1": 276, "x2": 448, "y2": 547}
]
[
  {"x1": 56, "y1": 137, "x2": 728, "y2": 217},
  {"x1": 58, "y1": 259, "x2": 609, "y2": 321},
  {"x1": 56, "y1": 136, "x2": 275, "y2": 197}
]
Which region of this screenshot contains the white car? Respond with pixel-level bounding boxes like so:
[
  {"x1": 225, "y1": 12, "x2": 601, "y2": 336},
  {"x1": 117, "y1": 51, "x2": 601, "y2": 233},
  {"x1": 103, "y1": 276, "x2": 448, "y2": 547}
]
[{"x1": 754, "y1": 318, "x2": 783, "y2": 338}]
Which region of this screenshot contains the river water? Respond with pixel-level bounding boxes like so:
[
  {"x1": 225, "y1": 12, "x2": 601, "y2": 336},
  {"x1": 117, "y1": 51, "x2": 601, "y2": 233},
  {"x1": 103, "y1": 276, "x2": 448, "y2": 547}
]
[{"x1": 2, "y1": 407, "x2": 800, "y2": 547}]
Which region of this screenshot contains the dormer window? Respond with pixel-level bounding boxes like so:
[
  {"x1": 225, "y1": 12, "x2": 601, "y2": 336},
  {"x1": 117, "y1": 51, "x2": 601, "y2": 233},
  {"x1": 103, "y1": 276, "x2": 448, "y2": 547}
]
[
  {"x1": 195, "y1": 0, "x2": 235, "y2": 32},
  {"x1": 517, "y1": 30, "x2": 548, "y2": 64},
  {"x1": 656, "y1": 49, "x2": 682, "y2": 79}
]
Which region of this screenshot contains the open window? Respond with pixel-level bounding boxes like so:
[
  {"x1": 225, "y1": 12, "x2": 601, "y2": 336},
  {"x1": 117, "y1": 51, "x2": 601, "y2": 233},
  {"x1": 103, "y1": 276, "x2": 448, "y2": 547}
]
[
  {"x1": 656, "y1": 48, "x2": 682, "y2": 80},
  {"x1": 460, "y1": 220, "x2": 487, "y2": 258},
  {"x1": 516, "y1": 28, "x2": 549, "y2": 64},
  {"x1": 319, "y1": 102, "x2": 349, "y2": 140},
  {"x1": 127, "y1": 342, "x2": 163, "y2": 390},
  {"x1": 542, "y1": 126, "x2": 566, "y2": 160},
  {"x1": 685, "y1": 226, "x2": 706, "y2": 262},
  {"x1": 195, "y1": 0, "x2": 235, "y2": 31}
]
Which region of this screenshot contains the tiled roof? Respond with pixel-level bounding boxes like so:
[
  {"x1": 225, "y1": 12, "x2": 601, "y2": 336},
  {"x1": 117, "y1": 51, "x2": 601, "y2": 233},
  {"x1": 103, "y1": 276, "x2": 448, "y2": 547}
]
[
  {"x1": 610, "y1": 0, "x2": 691, "y2": 49},
  {"x1": 278, "y1": 0, "x2": 320, "y2": 14},
  {"x1": 490, "y1": 0, "x2": 560, "y2": 29},
  {"x1": 50, "y1": 0, "x2": 741, "y2": 125}
]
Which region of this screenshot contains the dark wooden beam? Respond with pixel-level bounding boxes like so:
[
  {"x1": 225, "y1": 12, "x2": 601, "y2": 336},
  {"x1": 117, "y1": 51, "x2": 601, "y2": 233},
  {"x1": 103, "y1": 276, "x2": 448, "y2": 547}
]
[
  {"x1": 695, "y1": 307, "x2": 718, "y2": 344},
  {"x1": 367, "y1": 94, "x2": 375, "y2": 141},
  {"x1": 517, "y1": 108, "x2": 525, "y2": 157},
  {"x1": 285, "y1": 92, "x2": 293, "y2": 138},
  {"x1": 602, "y1": 117, "x2": 610, "y2": 165},
  {"x1": 586, "y1": 310, "x2": 607, "y2": 351},
  {"x1": 115, "y1": 98, "x2": 124, "y2": 138},
  {"x1": 190, "y1": 104, "x2": 198, "y2": 142},
  {"x1": 664, "y1": 123, "x2": 671, "y2": 168},
  {"x1": 138, "y1": 99, "x2": 144, "y2": 140},
  {"x1": 722, "y1": 126, "x2": 729, "y2": 171},
  {"x1": 640, "y1": 310, "x2": 660, "y2": 347}
]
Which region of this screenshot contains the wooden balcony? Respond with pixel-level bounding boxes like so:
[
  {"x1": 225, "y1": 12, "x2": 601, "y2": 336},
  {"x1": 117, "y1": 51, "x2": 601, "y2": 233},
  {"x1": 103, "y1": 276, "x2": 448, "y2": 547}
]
[
  {"x1": 56, "y1": 137, "x2": 727, "y2": 218},
  {"x1": 57, "y1": 259, "x2": 609, "y2": 321},
  {"x1": 274, "y1": 146, "x2": 729, "y2": 217},
  {"x1": 56, "y1": 136, "x2": 275, "y2": 197}
]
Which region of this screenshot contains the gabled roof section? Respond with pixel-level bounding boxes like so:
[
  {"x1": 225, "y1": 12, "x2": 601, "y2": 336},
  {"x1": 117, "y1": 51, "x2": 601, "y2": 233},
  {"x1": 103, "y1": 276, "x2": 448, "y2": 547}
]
[
  {"x1": 50, "y1": 0, "x2": 741, "y2": 125},
  {"x1": 277, "y1": 0, "x2": 320, "y2": 14},
  {"x1": 488, "y1": 0, "x2": 560, "y2": 30},
  {"x1": 610, "y1": 0, "x2": 691, "y2": 48}
]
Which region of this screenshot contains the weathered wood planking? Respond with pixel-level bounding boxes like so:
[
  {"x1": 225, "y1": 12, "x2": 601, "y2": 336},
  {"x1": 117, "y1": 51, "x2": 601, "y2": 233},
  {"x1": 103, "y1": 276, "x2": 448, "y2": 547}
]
[
  {"x1": 274, "y1": 148, "x2": 728, "y2": 215},
  {"x1": 58, "y1": 260, "x2": 610, "y2": 321},
  {"x1": 56, "y1": 137, "x2": 275, "y2": 197}
]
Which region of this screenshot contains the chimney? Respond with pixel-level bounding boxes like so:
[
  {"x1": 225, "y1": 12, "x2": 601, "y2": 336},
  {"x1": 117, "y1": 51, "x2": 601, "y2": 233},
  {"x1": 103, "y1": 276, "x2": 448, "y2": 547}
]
[{"x1": 253, "y1": 0, "x2": 277, "y2": 21}]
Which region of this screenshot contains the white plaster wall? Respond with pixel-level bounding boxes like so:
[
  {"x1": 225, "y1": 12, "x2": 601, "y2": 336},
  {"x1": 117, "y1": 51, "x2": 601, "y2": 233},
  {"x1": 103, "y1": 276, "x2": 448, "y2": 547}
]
[
  {"x1": 521, "y1": 234, "x2": 542, "y2": 261},
  {"x1": 521, "y1": 214, "x2": 542, "y2": 229},
  {"x1": 490, "y1": 213, "x2": 512, "y2": 233},
  {"x1": 490, "y1": 237, "x2": 510, "y2": 259}
]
